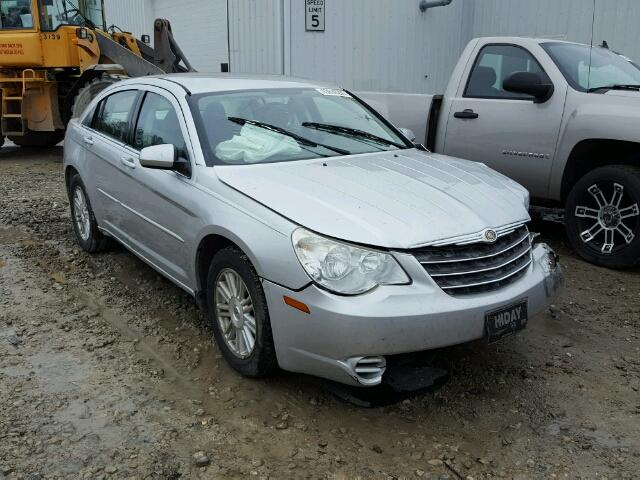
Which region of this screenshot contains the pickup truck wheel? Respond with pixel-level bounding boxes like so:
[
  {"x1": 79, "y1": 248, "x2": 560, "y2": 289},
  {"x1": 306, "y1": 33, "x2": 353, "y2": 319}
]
[
  {"x1": 206, "y1": 247, "x2": 278, "y2": 378},
  {"x1": 565, "y1": 165, "x2": 640, "y2": 268}
]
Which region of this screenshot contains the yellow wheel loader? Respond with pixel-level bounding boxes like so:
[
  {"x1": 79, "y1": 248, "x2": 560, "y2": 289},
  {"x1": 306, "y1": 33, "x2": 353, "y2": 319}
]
[{"x1": 0, "y1": 0, "x2": 194, "y2": 147}]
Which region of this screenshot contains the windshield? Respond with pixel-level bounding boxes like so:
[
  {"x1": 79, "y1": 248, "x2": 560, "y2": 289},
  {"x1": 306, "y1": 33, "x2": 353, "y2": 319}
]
[
  {"x1": 38, "y1": 0, "x2": 104, "y2": 31},
  {"x1": 542, "y1": 42, "x2": 640, "y2": 92},
  {"x1": 192, "y1": 88, "x2": 411, "y2": 166},
  {"x1": 0, "y1": 0, "x2": 34, "y2": 29}
]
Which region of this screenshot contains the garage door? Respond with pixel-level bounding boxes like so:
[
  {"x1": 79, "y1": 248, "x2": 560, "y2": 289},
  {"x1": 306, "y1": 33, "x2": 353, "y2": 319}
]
[{"x1": 153, "y1": 0, "x2": 229, "y2": 72}]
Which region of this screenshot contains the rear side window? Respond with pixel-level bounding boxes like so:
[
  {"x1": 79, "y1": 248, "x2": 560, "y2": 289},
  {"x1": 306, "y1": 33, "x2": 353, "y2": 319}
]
[
  {"x1": 93, "y1": 90, "x2": 138, "y2": 142},
  {"x1": 465, "y1": 45, "x2": 548, "y2": 99},
  {"x1": 133, "y1": 92, "x2": 188, "y2": 158}
]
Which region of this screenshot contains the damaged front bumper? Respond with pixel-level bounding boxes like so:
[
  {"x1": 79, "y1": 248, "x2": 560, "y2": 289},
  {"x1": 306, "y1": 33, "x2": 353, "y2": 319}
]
[{"x1": 264, "y1": 243, "x2": 563, "y2": 387}]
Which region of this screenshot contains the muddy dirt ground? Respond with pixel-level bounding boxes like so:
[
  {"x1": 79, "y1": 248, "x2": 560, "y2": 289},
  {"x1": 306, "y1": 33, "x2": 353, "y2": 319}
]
[{"x1": 0, "y1": 145, "x2": 639, "y2": 480}]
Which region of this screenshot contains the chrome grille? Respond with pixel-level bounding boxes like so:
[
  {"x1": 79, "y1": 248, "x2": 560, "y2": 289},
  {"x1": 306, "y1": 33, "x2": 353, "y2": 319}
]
[{"x1": 414, "y1": 225, "x2": 532, "y2": 296}]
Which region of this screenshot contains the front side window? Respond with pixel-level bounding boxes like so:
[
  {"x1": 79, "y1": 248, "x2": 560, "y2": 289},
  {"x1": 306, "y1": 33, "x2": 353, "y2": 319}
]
[
  {"x1": 466, "y1": 45, "x2": 548, "y2": 99},
  {"x1": 0, "y1": 0, "x2": 34, "y2": 29},
  {"x1": 542, "y1": 42, "x2": 640, "y2": 92},
  {"x1": 38, "y1": 0, "x2": 104, "y2": 31},
  {"x1": 93, "y1": 90, "x2": 138, "y2": 143},
  {"x1": 133, "y1": 92, "x2": 188, "y2": 159},
  {"x1": 192, "y1": 88, "x2": 410, "y2": 166}
]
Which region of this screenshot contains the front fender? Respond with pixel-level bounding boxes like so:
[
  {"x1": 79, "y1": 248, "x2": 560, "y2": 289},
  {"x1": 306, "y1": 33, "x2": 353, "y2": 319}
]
[
  {"x1": 191, "y1": 191, "x2": 312, "y2": 293},
  {"x1": 550, "y1": 95, "x2": 640, "y2": 200}
]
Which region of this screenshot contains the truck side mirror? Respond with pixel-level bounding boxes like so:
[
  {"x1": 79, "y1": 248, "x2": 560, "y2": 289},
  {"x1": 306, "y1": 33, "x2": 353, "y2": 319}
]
[{"x1": 503, "y1": 72, "x2": 554, "y2": 103}]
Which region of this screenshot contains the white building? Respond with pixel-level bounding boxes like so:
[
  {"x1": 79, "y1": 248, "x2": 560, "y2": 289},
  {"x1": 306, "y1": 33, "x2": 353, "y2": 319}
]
[{"x1": 104, "y1": 0, "x2": 640, "y2": 93}]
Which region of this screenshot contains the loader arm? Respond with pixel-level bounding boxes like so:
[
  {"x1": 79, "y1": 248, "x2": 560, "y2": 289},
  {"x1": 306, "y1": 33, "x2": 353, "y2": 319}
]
[{"x1": 153, "y1": 19, "x2": 196, "y2": 73}]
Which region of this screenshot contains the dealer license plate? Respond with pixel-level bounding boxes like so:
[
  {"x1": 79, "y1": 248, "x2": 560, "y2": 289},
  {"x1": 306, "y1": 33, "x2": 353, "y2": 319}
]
[{"x1": 485, "y1": 299, "x2": 528, "y2": 343}]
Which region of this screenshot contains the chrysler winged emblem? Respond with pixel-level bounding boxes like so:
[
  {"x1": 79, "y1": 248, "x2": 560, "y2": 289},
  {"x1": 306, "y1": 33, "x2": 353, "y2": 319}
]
[{"x1": 483, "y1": 229, "x2": 498, "y2": 243}]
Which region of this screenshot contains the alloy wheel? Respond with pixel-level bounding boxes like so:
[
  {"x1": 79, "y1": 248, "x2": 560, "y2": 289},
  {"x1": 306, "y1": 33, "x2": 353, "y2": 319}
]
[
  {"x1": 72, "y1": 186, "x2": 91, "y2": 242},
  {"x1": 214, "y1": 268, "x2": 257, "y2": 359},
  {"x1": 574, "y1": 182, "x2": 640, "y2": 254}
]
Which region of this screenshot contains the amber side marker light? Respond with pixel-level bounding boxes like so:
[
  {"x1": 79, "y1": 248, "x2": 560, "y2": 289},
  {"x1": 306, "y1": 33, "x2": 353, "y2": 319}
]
[{"x1": 283, "y1": 296, "x2": 311, "y2": 314}]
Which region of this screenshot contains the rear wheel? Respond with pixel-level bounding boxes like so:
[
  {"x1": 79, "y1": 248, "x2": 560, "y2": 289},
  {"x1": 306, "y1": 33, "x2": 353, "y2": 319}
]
[
  {"x1": 68, "y1": 174, "x2": 109, "y2": 253},
  {"x1": 9, "y1": 130, "x2": 64, "y2": 148},
  {"x1": 565, "y1": 165, "x2": 640, "y2": 268},
  {"x1": 71, "y1": 73, "x2": 127, "y2": 119}
]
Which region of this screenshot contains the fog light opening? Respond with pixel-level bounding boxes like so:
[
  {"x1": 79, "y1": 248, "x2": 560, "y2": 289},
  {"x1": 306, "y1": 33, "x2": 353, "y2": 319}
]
[{"x1": 352, "y1": 356, "x2": 387, "y2": 382}]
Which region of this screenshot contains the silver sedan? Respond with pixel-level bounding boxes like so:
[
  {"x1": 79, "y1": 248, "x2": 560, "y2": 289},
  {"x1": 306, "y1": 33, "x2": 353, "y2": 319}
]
[{"x1": 63, "y1": 74, "x2": 562, "y2": 387}]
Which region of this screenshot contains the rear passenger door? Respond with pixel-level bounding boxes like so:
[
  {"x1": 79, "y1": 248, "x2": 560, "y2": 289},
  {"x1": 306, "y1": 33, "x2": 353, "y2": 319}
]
[
  {"x1": 82, "y1": 89, "x2": 141, "y2": 234},
  {"x1": 115, "y1": 88, "x2": 200, "y2": 289}
]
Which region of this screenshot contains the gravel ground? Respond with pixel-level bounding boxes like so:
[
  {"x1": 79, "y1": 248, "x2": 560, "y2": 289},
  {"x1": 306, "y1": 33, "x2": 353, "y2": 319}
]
[{"x1": 0, "y1": 145, "x2": 639, "y2": 480}]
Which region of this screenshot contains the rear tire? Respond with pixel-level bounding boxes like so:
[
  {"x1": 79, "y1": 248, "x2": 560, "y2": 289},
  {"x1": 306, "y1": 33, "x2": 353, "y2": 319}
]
[
  {"x1": 9, "y1": 130, "x2": 64, "y2": 148},
  {"x1": 71, "y1": 74, "x2": 126, "y2": 119},
  {"x1": 68, "y1": 174, "x2": 109, "y2": 253},
  {"x1": 565, "y1": 165, "x2": 640, "y2": 268},
  {"x1": 206, "y1": 246, "x2": 278, "y2": 378}
]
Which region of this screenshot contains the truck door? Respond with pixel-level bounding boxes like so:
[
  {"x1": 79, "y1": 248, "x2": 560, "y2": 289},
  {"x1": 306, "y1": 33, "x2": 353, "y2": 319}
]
[{"x1": 442, "y1": 43, "x2": 566, "y2": 199}]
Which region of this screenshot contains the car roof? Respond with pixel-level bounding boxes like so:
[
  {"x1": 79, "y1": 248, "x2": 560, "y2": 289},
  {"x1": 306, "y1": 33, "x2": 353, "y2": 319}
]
[
  {"x1": 122, "y1": 73, "x2": 340, "y2": 95},
  {"x1": 474, "y1": 36, "x2": 591, "y2": 48}
]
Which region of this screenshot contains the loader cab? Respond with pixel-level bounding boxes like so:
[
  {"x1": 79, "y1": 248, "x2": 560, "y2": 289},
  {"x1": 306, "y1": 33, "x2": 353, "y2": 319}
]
[
  {"x1": 0, "y1": 0, "x2": 34, "y2": 29},
  {"x1": 38, "y1": 0, "x2": 105, "y2": 32},
  {"x1": 0, "y1": 0, "x2": 105, "y2": 32}
]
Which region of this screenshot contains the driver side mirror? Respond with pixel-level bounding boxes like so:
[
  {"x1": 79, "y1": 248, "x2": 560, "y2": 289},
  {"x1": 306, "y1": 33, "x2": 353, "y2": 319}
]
[
  {"x1": 140, "y1": 144, "x2": 176, "y2": 169},
  {"x1": 503, "y1": 72, "x2": 554, "y2": 103},
  {"x1": 139, "y1": 144, "x2": 191, "y2": 176}
]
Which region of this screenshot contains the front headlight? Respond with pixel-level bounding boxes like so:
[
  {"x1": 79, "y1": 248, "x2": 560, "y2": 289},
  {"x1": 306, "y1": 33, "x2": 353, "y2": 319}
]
[{"x1": 292, "y1": 228, "x2": 410, "y2": 295}]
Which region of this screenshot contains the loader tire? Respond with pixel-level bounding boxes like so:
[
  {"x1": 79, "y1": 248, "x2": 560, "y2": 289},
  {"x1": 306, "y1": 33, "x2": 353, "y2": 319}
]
[
  {"x1": 9, "y1": 130, "x2": 65, "y2": 148},
  {"x1": 71, "y1": 74, "x2": 127, "y2": 119}
]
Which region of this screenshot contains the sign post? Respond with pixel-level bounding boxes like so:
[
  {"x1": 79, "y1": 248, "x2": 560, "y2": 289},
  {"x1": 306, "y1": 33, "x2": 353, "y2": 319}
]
[{"x1": 305, "y1": 0, "x2": 325, "y2": 32}]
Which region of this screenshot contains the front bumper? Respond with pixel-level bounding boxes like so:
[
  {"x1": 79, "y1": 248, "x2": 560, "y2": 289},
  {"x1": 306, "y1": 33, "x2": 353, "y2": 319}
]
[{"x1": 263, "y1": 243, "x2": 562, "y2": 387}]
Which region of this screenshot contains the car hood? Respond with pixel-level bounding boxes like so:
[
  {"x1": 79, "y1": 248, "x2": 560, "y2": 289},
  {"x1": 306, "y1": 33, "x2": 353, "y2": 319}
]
[{"x1": 215, "y1": 149, "x2": 530, "y2": 249}]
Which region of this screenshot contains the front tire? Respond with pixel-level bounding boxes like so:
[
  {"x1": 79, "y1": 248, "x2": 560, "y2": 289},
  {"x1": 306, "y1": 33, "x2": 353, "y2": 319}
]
[
  {"x1": 68, "y1": 174, "x2": 109, "y2": 253},
  {"x1": 565, "y1": 165, "x2": 640, "y2": 268},
  {"x1": 206, "y1": 247, "x2": 278, "y2": 377}
]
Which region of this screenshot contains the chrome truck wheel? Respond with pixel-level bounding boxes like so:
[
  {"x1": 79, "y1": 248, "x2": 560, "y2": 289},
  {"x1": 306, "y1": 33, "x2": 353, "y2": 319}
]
[{"x1": 566, "y1": 165, "x2": 640, "y2": 268}]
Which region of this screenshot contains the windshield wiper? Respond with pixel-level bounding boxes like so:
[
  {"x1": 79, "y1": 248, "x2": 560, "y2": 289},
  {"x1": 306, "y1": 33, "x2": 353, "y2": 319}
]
[
  {"x1": 302, "y1": 122, "x2": 405, "y2": 149},
  {"x1": 227, "y1": 117, "x2": 350, "y2": 156},
  {"x1": 587, "y1": 84, "x2": 640, "y2": 93}
]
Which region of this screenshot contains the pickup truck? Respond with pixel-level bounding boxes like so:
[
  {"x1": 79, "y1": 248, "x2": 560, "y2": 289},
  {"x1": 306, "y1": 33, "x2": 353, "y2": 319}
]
[{"x1": 360, "y1": 36, "x2": 640, "y2": 269}]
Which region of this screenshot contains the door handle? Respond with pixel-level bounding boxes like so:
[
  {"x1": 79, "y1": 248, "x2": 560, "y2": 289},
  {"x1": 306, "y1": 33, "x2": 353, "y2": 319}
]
[
  {"x1": 83, "y1": 136, "x2": 94, "y2": 146},
  {"x1": 120, "y1": 156, "x2": 136, "y2": 169},
  {"x1": 454, "y1": 109, "x2": 479, "y2": 119}
]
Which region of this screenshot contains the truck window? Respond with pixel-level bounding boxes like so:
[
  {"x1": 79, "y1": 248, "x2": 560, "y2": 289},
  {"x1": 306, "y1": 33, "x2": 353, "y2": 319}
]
[
  {"x1": 465, "y1": 45, "x2": 548, "y2": 99},
  {"x1": 0, "y1": 0, "x2": 33, "y2": 29},
  {"x1": 541, "y1": 42, "x2": 640, "y2": 92},
  {"x1": 38, "y1": 0, "x2": 104, "y2": 31}
]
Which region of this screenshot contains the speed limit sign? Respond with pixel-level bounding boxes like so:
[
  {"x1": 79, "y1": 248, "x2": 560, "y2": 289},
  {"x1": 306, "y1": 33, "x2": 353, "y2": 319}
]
[{"x1": 305, "y1": 0, "x2": 325, "y2": 32}]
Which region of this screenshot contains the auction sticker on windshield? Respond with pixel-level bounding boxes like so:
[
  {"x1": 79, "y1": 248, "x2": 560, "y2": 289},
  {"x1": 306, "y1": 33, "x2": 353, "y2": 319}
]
[
  {"x1": 485, "y1": 299, "x2": 528, "y2": 343},
  {"x1": 316, "y1": 88, "x2": 351, "y2": 97}
]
